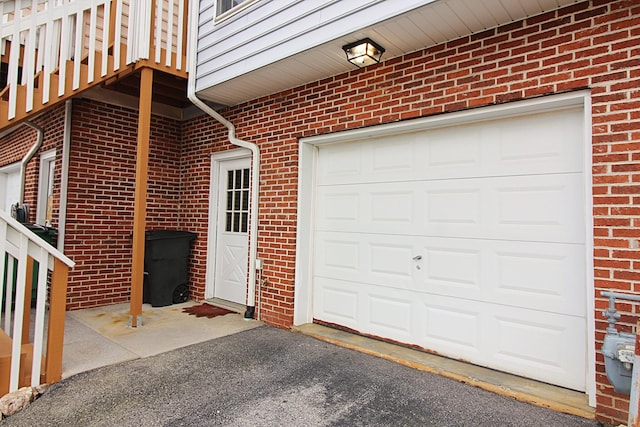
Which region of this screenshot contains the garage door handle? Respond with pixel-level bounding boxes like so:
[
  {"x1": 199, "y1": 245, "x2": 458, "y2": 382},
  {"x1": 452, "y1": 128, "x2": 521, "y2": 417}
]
[{"x1": 412, "y1": 255, "x2": 422, "y2": 261}]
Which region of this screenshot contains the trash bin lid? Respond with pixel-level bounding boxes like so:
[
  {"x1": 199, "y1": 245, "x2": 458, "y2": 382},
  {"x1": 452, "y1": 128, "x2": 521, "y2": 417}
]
[{"x1": 145, "y1": 230, "x2": 197, "y2": 241}]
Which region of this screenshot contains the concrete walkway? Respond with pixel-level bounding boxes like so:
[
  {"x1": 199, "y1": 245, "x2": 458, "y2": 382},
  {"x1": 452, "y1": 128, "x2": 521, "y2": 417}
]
[{"x1": 61, "y1": 301, "x2": 261, "y2": 378}]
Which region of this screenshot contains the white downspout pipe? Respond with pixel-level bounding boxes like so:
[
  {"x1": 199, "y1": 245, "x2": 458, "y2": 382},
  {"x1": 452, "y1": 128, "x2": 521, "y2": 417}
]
[
  {"x1": 19, "y1": 121, "x2": 44, "y2": 206},
  {"x1": 186, "y1": 1, "x2": 260, "y2": 318}
]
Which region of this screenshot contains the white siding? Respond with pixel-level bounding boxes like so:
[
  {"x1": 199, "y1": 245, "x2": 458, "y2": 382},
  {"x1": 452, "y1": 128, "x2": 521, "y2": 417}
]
[
  {"x1": 193, "y1": 0, "x2": 580, "y2": 106},
  {"x1": 195, "y1": 0, "x2": 435, "y2": 93}
]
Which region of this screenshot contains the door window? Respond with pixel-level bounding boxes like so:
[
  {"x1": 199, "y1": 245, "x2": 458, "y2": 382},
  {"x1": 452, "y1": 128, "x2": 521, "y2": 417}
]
[{"x1": 225, "y1": 168, "x2": 250, "y2": 233}]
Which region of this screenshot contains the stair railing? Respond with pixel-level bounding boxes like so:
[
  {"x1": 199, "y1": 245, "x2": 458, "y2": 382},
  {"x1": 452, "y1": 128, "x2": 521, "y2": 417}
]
[{"x1": 0, "y1": 209, "x2": 74, "y2": 394}]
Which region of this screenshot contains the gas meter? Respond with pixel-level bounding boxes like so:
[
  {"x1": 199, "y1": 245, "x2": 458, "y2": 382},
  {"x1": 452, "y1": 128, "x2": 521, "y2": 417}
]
[
  {"x1": 602, "y1": 331, "x2": 635, "y2": 394},
  {"x1": 601, "y1": 290, "x2": 640, "y2": 395}
]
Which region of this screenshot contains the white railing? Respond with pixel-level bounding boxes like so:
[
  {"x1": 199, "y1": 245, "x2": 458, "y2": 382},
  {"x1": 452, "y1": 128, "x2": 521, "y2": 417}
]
[
  {"x1": 0, "y1": 0, "x2": 187, "y2": 124},
  {"x1": 0, "y1": 209, "x2": 74, "y2": 393}
]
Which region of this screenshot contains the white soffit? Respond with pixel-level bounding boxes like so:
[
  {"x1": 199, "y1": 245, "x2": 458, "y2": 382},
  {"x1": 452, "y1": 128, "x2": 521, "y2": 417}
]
[{"x1": 198, "y1": 0, "x2": 580, "y2": 107}]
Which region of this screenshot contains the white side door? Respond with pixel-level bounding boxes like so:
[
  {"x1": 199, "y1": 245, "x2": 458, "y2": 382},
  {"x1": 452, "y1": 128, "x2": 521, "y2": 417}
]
[
  {"x1": 213, "y1": 157, "x2": 251, "y2": 304},
  {"x1": 0, "y1": 164, "x2": 21, "y2": 213}
]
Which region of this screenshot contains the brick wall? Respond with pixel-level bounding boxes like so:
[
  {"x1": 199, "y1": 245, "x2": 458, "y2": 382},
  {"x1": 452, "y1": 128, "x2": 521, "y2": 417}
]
[
  {"x1": 182, "y1": 1, "x2": 639, "y2": 423},
  {"x1": 179, "y1": 122, "x2": 229, "y2": 300},
  {"x1": 1, "y1": 98, "x2": 185, "y2": 310},
  {"x1": 64, "y1": 98, "x2": 183, "y2": 309},
  {"x1": 0, "y1": 97, "x2": 187, "y2": 312}
]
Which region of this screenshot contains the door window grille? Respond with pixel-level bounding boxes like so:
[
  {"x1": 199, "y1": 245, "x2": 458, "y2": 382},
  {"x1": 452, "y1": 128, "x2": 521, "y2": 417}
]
[{"x1": 225, "y1": 168, "x2": 250, "y2": 233}]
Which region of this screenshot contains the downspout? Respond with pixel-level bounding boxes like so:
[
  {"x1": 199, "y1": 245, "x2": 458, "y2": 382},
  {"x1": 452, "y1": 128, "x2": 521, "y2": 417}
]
[
  {"x1": 19, "y1": 121, "x2": 44, "y2": 206},
  {"x1": 186, "y1": 1, "x2": 260, "y2": 319},
  {"x1": 57, "y1": 100, "x2": 72, "y2": 250}
]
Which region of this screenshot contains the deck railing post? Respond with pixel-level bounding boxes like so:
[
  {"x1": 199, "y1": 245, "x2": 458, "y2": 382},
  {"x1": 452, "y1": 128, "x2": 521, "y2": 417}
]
[{"x1": 44, "y1": 258, "x2": 69, "y2": 383}]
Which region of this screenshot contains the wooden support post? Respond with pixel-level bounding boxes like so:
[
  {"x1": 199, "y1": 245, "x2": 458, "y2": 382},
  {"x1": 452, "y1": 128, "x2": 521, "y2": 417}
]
[
  {"x1": 129, "y1": 67, "x2": 153, "y2": 328},
  {"x1": 44, "y1": 259, "x2": 68, "y2": 383}
]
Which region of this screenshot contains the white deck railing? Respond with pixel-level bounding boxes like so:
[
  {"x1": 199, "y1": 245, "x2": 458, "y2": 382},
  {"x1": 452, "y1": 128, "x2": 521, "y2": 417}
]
[
  {"x1": 0, "y1": 0, "x2": 187, "y2": 126},
  {"x1": 0, "y1": 209, "x2": 74, "y2": 393}
]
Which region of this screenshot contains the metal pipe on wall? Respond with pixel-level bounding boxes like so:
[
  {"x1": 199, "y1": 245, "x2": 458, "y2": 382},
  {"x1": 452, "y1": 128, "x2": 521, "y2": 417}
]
[
  {"x1": 186, "y1": 0, "x2": 260, "y2": 318},
  {"x1": 20, "y1": 121, "x2": 44, "y2": 205}
]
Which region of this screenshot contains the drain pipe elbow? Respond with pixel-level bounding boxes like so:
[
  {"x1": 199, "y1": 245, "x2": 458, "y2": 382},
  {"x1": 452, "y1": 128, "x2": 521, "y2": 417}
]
[
  {"x1": 187, "y1": 4, "x2": 260, "y2": 319},
  {"x1": 19, "y1": 121, "x2": 44, "y2": 206}
]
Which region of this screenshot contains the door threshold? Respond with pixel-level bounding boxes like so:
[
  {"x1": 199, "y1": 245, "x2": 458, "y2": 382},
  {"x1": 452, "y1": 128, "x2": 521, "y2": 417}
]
[
  {"x1": 292, "y1": 323, "x2": 595, "y2": 420},
  {"x1": 204, "y1": 298, "x2": 245, "y2": 314}
]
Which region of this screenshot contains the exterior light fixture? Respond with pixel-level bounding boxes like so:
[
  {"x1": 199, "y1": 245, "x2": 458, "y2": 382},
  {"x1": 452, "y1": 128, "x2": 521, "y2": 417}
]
[{"x1": 342, "y1": 38, "x2": 385, "y2": 68}]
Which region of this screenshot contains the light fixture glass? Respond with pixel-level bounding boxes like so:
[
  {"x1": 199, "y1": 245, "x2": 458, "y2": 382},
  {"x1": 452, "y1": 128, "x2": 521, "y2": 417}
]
[{"x1": 342, "y1": 38, "x2": 385, "y2": 68}]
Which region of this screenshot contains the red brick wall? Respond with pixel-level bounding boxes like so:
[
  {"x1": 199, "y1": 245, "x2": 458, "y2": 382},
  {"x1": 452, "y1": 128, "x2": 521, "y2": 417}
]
[
  {"x1": 179, "y1": 122, "x2": 229, "y2": 300},
  {"x1": 182, "y1": 1, "x2": 639, "y2": 424},
  {"x1": 0, "y1": 98, "x2": 187, "y2": 311},
  {"x1": 64, "y1": 98, "x2": 183, "y2": 309}
]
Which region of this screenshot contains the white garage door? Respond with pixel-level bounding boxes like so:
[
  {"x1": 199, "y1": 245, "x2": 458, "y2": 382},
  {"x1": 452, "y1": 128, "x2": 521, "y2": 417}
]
[{"x1": 312, "y1": 107, "x2": 587, "y2": 391}]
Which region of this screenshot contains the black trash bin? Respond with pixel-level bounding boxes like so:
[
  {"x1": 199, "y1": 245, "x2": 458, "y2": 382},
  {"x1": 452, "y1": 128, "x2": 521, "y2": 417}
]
[
  {"x1": 2, "y1": 224, "x2": 58, "y2": 307},
  {"x1": 25, "y1": 224, "x2": 58, "y2": 248},
  {"x1": 143, "y1": 230, "x2": 197, "y2": 307}
]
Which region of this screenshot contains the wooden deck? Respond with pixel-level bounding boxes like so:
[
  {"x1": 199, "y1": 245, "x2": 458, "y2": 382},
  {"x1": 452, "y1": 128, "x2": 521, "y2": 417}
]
[{"x1": 0, "y1": 0, "x2": 189, "y2": 133}]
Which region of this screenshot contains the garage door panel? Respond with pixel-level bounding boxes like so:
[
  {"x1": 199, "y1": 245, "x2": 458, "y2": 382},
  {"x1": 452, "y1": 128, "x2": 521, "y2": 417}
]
[
  {"x1": 321, "y1": 191, "x2": 360, "y2": 222},
  {"x1": 426, "y1": 173, "x2": 584, "y2": 243},
  {"x1": 312, "y1": 105, "x2": 587, "y2": 391},
  {"x1": 317, "y1": 174, "x2": 583, "y2": 243},
  {"x1": 370, "y1": 243, "x2": 415, "y2": 279},
  {"x1": 420, "y1": 295, "x2": 586, "y2": 390},
  {"x1": 491, "y1": 244, "x2": 586, "y2": 316},
  {"x1": 490, "y1": 310, "x2": 586, "y2": 391},
  {"x1": 315, "y1": 232, "x2": 417, "y2": 290},
  {"x1": 369, "y1": 295, "x2": 413, "y2": 336},
  {"x1": 317, "y1": 141, "x2": 364, "y2": 182},
  {"x1": 422, "y1": 300, "x2": 483, "y2": 352},
  {"x1": 315, "y1": 279, "x2": 360, "y2": 324},
  {"x1": 317, "y1": 108, "x2": 583, "y2": 186},
  {"x1": 316, "y1": 185, "x2": 417, "y2": 234},
  {"x1": 489, "y1": 174, "x2": 584, "y2": 243},
  {"x1": 371, "y1": 133, "x2": 416, "y2": 174},
  {"x1": 314, "y1": 277, "x2": 417, "y2": 341},
  {"x1": 371, "y1": 191, "x2": 414, "y2": 224},
  {"x1": 418, "y1": 238, "x2": 586, "y2": 316},
  {"x1": 319, "y1": 238, "x2": 360, "y2": 273},
  {"x1": 422, "y1": 245, "x2": 481, "y2": 290},
  {"x1": 491, "y1": 109, "x2": 583, "y2": 173},
  {"x1": 316, "y1": 232, "x2": 585, "y2": 316}
]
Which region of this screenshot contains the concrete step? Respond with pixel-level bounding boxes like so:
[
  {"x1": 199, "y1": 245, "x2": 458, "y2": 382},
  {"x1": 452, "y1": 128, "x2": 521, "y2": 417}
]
[{"x1": 292, "y1": 323, "x2": 595, "y2": 420}]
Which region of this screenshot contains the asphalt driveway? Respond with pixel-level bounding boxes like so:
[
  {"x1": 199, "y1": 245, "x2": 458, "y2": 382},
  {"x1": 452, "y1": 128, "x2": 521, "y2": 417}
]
[{"x1": 1, "y1": 326, "x2": 602, "y2": 426}]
